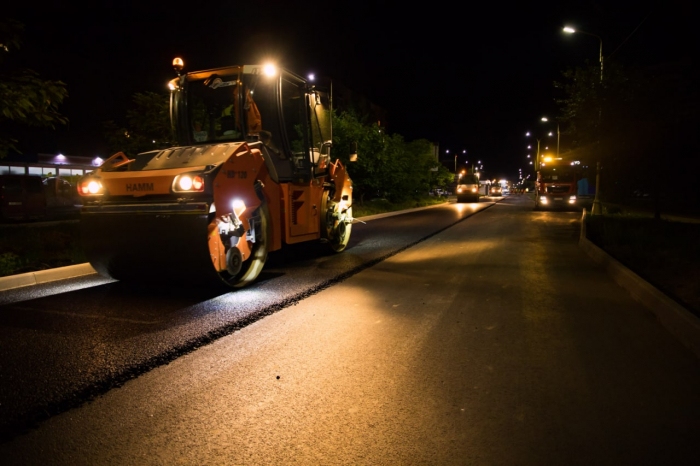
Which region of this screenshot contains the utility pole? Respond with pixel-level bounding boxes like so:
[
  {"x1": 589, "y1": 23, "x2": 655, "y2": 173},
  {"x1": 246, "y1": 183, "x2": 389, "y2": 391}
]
[{"x1": 564, "y1": 26, "x2": 603, "y2": 215}]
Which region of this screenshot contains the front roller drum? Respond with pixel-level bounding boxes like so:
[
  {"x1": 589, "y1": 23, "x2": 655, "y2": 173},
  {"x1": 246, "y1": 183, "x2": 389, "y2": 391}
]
[{"x1": 80, "y1": 202, "x2": 269, "y2": 288}]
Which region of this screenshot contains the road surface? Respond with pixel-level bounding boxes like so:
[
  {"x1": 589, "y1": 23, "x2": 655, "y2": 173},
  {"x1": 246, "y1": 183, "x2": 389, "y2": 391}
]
[{"x1": 1, "y1": 195, "x2": 699, "y2": 464}]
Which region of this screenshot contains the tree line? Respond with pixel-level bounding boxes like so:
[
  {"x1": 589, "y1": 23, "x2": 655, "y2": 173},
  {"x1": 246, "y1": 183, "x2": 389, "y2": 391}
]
[
  {"x1": 0, "y1": 19, "x2": 68, "y2": 159},
  {"x1": 555, "y1": 57, "x2": 696, "y2": 210}
]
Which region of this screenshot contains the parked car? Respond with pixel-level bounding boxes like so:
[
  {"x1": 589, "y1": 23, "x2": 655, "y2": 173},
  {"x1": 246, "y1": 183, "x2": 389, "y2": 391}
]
[
  {"x1": 43, "y1": 176, "x2": 81, "y2": 208},
  {"x1": 0, "y1": 174, "x2": 47, "y2": 221}
]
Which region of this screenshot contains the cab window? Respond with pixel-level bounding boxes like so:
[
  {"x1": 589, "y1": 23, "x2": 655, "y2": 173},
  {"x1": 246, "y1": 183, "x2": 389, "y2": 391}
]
[
  {"x1": 281, "y1": 77, "x2": 308, "y2": 160},
  {"x1": 245, "y1": 75, "x2": 284, "y2": 155},
  {"x1": 307, "y1": 89, "x2": 331, "y2": 172}
]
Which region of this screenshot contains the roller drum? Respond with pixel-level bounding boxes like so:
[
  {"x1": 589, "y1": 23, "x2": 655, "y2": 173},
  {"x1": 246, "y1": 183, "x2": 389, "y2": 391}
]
[{"x1": 80, "y1": 203, "x2": 221, "y2": 286}]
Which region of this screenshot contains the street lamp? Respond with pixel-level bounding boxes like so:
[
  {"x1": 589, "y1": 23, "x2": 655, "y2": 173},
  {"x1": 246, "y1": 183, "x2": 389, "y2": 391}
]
[
  {"x1": 454, "y1": 149, "x2": 466, "y2": 173},
  {"x1": 541, "y1": 116, "x2": 560, "y2": 157},
  {"x1": 525, "y1": 126, "x2": 552, "y2": 174},
  {"x1": 564, "y1": 25, "x2": 604, "y2": 215},
  {"x1": 563, "y1": 26, "x2": 603, "y2": 82}
]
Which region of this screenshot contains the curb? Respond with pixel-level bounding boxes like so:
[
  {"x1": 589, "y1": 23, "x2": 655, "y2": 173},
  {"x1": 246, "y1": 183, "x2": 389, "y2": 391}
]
[
  {"x1": 579, "y1": 209, "x2": 700, "y2": 359},
  {"x1": 353, "y1": 199, "x2": 455, "y2": 222},
  {"x1": 0, "y1": 263, "x2": 98, "y2": 292},
  {"x1": 1, "y1": 200, "x2": 465, "y2": 292}
]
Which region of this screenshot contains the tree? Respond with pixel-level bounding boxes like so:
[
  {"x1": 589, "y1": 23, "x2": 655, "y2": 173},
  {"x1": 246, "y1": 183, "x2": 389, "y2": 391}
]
[
  {"x1": 103, "y1": 91, "x2": 172, "y2": 157},
  {"x1": 0, "y1": 19, "x2": 68, "y2": 158},
  {"x1": 555, "y1": 60, "x2": 632, "y2": 155},
  {"x1": 331, "y1": 110, "x2": 388, "y2": 202},
  {"x1": 555, "y1": 58, "x2": 697, "y2": 213},
  {"x1": 332, "y1": 110, "x2": 449, "y2": 203}
]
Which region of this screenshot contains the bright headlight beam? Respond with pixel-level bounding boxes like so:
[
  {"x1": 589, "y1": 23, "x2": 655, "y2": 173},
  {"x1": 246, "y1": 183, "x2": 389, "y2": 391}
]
[{"x1": 179, "y1": 176, "x2": 193, "y2": 191}]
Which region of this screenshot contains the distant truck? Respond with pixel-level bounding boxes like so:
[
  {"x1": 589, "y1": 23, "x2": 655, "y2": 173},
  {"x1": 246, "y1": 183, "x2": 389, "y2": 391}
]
[
  {"x1": 534, "y1": 159, "x2": 581, "y2": 210},
  {"x1": 456, "y1": 174, "x2": 480, "y2": 203}
]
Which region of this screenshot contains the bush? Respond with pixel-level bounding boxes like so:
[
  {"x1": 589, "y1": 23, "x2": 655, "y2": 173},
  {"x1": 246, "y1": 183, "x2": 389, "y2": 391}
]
[{"x1": 0, "y1": 222, "x2": 85, "y2": 277}]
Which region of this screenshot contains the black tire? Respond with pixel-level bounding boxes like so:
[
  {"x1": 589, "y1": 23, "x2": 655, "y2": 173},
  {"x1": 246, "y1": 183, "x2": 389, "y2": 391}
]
[
  {"x1": 219, "y1": 201, "x2": 270, "y2": 288},
  {"x1": 321, "y1": 190, "x2": 352, "y2": 252}
]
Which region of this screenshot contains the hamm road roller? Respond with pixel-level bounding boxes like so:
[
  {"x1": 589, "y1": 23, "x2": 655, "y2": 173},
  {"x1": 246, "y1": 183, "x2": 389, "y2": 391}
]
[{"x1": 78, "y1": 60, "x2": 355, "y2": 288}]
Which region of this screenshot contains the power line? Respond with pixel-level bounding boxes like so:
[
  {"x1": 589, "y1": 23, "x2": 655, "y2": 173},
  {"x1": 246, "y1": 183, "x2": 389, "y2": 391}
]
[{"x1": 608, "y1": 9, "x2": 654, "y2": 59}]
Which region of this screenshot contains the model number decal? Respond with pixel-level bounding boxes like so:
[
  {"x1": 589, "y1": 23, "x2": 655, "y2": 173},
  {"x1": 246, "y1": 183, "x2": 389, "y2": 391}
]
[
  {"x1": 126, "y1": 183, "x2": 154, "y2": 192},
  {"x1": 227, "y1": 171, "x2": 248, "y2": 179}
]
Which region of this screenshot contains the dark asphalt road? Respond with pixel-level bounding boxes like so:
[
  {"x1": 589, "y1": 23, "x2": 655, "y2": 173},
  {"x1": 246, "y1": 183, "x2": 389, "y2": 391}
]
[
  {"x1": 1, "y1": 194, "x2": 698, "y2": 465},
  {"x1": 0, "y1": 199, "x2": 492, "y2": 440}
]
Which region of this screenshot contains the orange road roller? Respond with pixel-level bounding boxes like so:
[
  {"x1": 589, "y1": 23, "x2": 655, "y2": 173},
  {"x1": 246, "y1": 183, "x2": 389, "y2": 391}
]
[{"x1": 78, "y1": 60, "x2": 355, "y2": 288}]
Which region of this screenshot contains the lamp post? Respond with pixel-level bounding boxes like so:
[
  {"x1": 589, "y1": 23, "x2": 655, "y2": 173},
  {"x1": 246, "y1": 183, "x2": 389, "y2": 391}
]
[
  {"x1": 564, "y1": 26, "x2": 604, "y2": 215},
  {"x1": 563, "y1": 27, "x2": 603, "y2": 83},
  {"x1": 526, "y1": 124, "x2": 552, "y2": 175},
  {"x1": 541, "y1": 117, "x2": 560, "y2": 157}
]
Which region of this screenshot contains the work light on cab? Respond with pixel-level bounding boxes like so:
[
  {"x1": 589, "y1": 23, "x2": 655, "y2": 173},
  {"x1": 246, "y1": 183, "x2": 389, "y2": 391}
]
[
  {"x1": 263, "y1": 63, "x2": 276, "y2": 77},
  {"x1": 173, "y1": 57, "x2": 184, "y2": 74},
  {"x1": 232, "y1": 199, "x2": 246, "y2": 216}
]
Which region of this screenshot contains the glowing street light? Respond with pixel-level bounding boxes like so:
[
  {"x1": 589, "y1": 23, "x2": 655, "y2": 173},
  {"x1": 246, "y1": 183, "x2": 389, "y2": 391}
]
[
  {"x1": 564, "y1": 25, "x2": 604, "y2": 215},
  {"x1": 526, "y1": 126, "x2": 553, "y2": 173},
  {"x1": 563, "y1": 26, "x2": 603, "y2": 82}
]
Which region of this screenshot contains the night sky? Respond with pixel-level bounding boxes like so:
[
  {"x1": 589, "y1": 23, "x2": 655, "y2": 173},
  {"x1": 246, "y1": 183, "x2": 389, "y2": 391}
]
[{"x1": 5, "y1": 0, "x2": 694, "y2": 181}]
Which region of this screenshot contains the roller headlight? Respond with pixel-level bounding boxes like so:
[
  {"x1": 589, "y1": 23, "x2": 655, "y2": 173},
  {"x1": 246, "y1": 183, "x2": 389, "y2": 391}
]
[
  {"x1": 173, "y1": 173, "x2": 205, "y2": 193},
  {"x1": 78, "y1": 176, "x2": 105, "y2": 196}
]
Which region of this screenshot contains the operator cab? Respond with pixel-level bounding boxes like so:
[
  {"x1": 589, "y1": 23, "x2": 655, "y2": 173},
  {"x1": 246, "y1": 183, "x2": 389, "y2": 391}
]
[{"x1": 168, "y1": 62, "x2": 332, "y2": 184}]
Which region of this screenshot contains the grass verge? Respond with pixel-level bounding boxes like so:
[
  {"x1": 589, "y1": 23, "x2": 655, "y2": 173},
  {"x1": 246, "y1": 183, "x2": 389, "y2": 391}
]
[
  {"x1": 586, "y1": 214, "x2": 700, "y2": 317},
  {"x1": 0, "y1": 221, "x2": 85, "y2": 277}
]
